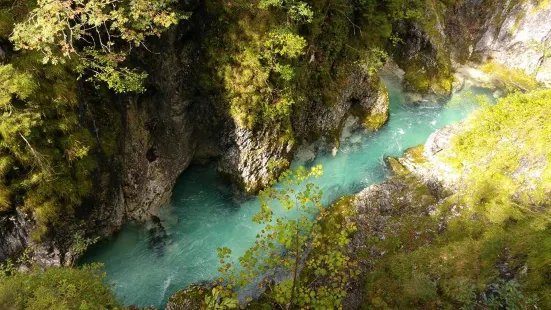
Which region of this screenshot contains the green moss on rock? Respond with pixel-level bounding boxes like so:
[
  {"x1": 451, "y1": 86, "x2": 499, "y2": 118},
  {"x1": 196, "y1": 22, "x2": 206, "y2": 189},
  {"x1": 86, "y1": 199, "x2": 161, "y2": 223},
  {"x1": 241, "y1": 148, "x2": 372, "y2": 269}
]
[
  {"x1": 387, "y1": 157, "x2": 408, "y2": 175},
  {"x1": 403, "y1": 145, "x2": 427, "y2": 164},
  {"x1": 363, "y1": 111, "x2": 389, "y2": 131},
  {"x1": 166, "y1": 285, "x2": 207, "y2": 310}
]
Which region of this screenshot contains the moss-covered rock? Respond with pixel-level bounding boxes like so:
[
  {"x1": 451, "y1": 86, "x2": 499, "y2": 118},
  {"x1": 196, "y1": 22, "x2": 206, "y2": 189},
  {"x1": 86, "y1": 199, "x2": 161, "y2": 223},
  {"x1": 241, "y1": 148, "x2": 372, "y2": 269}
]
[
  {"x1": 386, "y1": 157, "x2": 408, "y2": 175},
  {"x1": 166, "y1": 285, "x2": 208, "y2": 310},
  {"x1": 361, "y1": 82, "x2": 390, "y2": 131},
  {"x1": 402, "y1": 145, "x2": 427, "y2": 164}
]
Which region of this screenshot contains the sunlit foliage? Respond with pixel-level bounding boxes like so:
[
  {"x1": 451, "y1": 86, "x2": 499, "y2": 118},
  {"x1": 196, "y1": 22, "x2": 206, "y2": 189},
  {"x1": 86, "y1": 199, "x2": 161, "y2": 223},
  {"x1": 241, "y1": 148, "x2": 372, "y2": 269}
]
[
  {"x1": 481, "y1": 61, "x2": 540, "y2": 92},
  {"x1": 445, "y1": 89, "x2": 551, "y2": 225},
  {"x1": 0, "y1": 263, "x2": 120, "y2": 309},
  {"x1": 363, "y1": 90, "x2": 551, "y2": 308},
  {"x1": 10, "y1": 0, "x2": 183, "y2": 92},
  {"x1": 214, "y1": 163, "x2": 358, "y2": 309}
]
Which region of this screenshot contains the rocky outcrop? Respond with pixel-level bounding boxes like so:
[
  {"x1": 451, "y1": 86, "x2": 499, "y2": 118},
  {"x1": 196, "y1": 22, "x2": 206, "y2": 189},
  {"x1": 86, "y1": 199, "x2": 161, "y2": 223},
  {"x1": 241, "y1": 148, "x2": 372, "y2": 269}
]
[
  {"x1": 342, "y1": 174, "x2": 439, "y2": 309},
  {"x1": 471, "y1": 0, "x2": 551, "y2": 86},
  {"x1": 446, "y1": 0, "x2": 551, "y2": 85},
  {"x1": 219, "y1": 69, "x2": 390, "y2": 194},
  {"x1": 0, "y1": 211, "x2": 29, "y2": 263},
  {"x1": 218, "y1": 123, "x2": 294, "y2": 194},
  {"x1": 394, "y1": 0, "x2": 551, "y2": 95},
  {"x1": 293, "y1": 71, "x2": 390, "y2": 144},
  {"x1": 360, "y1": 82, "x2": 389, "y2": 131},
  {"x1": 0, "y1": 211, "x2": 81, "y2": 267},
  {"x1": 398, "y1": 123, "x2": 463, "y2": 193},
  {"x1": 394, "y1": 18, "x2": 453, "y2": 96}
]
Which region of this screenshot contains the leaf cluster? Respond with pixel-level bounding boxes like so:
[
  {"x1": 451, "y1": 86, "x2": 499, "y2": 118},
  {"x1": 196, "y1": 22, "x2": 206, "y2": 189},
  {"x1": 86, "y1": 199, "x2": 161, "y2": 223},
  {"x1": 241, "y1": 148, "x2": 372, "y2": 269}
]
[
  {"x1": 0, "y1": 263, "x2": 121, "y2": 310},
  {"x1": 10, "y1": 0, "x2": 184, "y2": 92},
  {"x1": 214, "y1": 164, "x2": 359, "y2": 309}
]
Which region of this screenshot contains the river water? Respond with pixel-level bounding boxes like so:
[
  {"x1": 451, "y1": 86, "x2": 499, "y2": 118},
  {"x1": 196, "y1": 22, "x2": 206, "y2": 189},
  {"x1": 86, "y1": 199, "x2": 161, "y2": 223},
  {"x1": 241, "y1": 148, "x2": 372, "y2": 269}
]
[{"x1": 82, "y1": 76, "x2": 495, "y2": 308}]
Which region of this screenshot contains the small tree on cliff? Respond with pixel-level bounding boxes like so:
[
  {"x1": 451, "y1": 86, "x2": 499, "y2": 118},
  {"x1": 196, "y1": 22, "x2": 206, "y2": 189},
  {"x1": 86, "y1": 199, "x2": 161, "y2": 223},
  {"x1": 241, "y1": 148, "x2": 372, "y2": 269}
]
[{"x1": 215, "y1": 161, "x2": 359, "y2": 309}]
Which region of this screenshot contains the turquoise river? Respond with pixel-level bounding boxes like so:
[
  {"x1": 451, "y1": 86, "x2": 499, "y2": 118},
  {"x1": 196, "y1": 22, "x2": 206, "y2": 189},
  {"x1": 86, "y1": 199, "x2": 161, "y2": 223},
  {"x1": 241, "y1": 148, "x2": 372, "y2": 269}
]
[{"x1": 82, "y1": 75, "x2": 496, "y2": 308}]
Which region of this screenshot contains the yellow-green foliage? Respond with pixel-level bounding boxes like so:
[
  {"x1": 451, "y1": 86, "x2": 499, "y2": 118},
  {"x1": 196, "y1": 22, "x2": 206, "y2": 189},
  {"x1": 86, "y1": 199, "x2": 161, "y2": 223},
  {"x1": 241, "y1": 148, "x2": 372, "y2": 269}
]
[
  {"x1": 10, "y1": 0, "x2": 182, "y2": 93},
  {"x1": 363, "y1": 90, "x2": 551, "y2": 308},
  {"x1": 481, "y1": 61, "x2": 540, "y2": 92},
  {"x1": 216, "y1": 166, "x2": 359, "y2": 309},
  {"x1": 0, "y1": 264, "x2": 120, "y2": 309},
  {"x1": 206, "y1": 0, "x2": 310, "y2": 130},
  {"x1": 205, "y1": 0, "x2": 429, "y2": 133},
  {"x1": 0, "y1": 53, "x2": 97, "y2": 239},
  {"x1": 444, "y1": 89, "x2": 551, "y2": 224}
]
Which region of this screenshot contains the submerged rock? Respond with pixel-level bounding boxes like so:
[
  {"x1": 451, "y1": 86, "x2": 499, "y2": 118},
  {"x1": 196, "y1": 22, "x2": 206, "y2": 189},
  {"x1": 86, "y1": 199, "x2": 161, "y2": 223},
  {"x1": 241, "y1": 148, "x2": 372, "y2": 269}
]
[{"x1": 147, "y1": 216, "x2": 169, "y2": 257}]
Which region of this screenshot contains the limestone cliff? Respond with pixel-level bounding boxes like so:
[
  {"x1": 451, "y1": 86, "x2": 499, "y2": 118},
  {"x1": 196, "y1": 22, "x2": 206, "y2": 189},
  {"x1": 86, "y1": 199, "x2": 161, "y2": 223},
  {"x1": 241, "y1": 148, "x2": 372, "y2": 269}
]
[
  {"x1": 395, "y1": 0, "x2": 551, "y2": 94},
  {"x1": 0, "y1": 1, "x2": 392, "y2": 265},
  {"x1": 2, "y1": 0, "x2": 549, "y2": 268}
]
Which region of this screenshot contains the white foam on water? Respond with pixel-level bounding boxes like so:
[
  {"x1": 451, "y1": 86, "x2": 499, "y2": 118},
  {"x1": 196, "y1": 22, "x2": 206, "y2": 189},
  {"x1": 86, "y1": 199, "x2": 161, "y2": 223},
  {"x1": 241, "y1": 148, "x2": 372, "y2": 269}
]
[{"x1": 82, "y1": 77, "x2": 496, "y2": 308}]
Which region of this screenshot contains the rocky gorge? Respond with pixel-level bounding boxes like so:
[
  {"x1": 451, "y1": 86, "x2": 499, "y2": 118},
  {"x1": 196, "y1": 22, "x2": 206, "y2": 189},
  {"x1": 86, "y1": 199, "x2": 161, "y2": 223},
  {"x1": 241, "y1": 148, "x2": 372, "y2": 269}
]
[{"x1": 1, "y1": 0, "x2": 551, "y2": 308}]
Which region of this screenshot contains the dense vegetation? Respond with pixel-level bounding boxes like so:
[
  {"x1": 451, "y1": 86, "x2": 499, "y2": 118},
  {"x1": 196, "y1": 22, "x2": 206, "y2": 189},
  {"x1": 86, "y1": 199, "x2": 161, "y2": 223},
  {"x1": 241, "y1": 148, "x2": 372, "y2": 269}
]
[
  {"x1": 360, "y1": 89, "x2": 551, "y2": 309},
  {"x1": 0, "y1": 0, "x2": 179, "y2": 240},
  {"x1": 1, "y1": 0, "x2": 550, "y2": 309},
  {"x1": 201, "y1": 0, "x2": 438, "y2": 133},
  {"x1": 0, "y1": 262, "x2": 120, "y2": 309}
]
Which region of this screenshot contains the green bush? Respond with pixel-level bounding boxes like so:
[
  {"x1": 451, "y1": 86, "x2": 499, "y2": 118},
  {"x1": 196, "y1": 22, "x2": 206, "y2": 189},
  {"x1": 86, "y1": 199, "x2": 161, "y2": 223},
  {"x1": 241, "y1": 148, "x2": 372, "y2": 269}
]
[
  {"x1": 0, "y1": 264, "x2": 120, "y2": 310},
  {"x1": 362, "y1": 90, "x2": 551, "y2": 308}
]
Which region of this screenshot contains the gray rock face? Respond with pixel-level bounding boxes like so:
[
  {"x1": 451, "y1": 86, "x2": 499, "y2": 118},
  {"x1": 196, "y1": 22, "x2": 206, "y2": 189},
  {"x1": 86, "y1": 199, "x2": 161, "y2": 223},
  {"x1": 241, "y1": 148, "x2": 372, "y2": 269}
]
[
  {"x1": 293, "y1": 70, "x2": 389, "y2": 144},
  {"x1": 119, "y1": 26, "x2": 201, "y2": 220},
  {"x1": 0, "y1": 211, "x2": 73, "y2": 267},
  {"x1": 0, "y1": 211, "x2": 28, "y2": 263},
  {"x1": 473, "y1": 1, "x2": 551, "y2": 86},
  {"x1": 342, "y1": 175, "x2": 438, "y2": 309},
  {"x1": 399, "y1": 123, "x2": 463, "y2": 193},
  {"x1": 395, "y1": 0, "x2": 551, "y2": 94},
  {"x1": 218, "y1": 124, "x2": 294, "y2": 194}
]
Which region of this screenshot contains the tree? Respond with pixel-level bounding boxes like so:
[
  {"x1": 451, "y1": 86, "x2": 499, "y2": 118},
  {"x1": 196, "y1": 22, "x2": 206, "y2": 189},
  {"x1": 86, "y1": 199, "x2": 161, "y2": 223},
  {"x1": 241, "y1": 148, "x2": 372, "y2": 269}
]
[
  {"x1": 10, "y1": 0, "x2": 184, "y2": 92},
  {"x1": 215, "y1": 161, "x2": 358, "y2": 309},
  {"x1": 0, "y1": 262, "x2": 120, "y2": 309},
  {"x1": 0, "y1": 58, "x2": 97, "y2": 240}
]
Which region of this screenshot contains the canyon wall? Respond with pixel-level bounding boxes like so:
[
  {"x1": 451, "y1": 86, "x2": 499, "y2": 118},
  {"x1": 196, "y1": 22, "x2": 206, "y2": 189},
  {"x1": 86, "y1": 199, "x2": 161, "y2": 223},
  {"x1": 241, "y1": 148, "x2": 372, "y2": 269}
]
[{"x1": 2, "y1": 0, "x2": 551, "y2": 266}]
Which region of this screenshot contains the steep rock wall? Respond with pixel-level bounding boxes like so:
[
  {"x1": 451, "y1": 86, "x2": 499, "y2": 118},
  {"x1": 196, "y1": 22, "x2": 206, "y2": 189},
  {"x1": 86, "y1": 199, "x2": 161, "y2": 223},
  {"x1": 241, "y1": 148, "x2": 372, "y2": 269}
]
[
  {"x1": 396, "y1": 0, "x2": 551, "y2": 94},
  {"x1": 471, "y1": 0, "x2": 551, "y2": 86}
]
